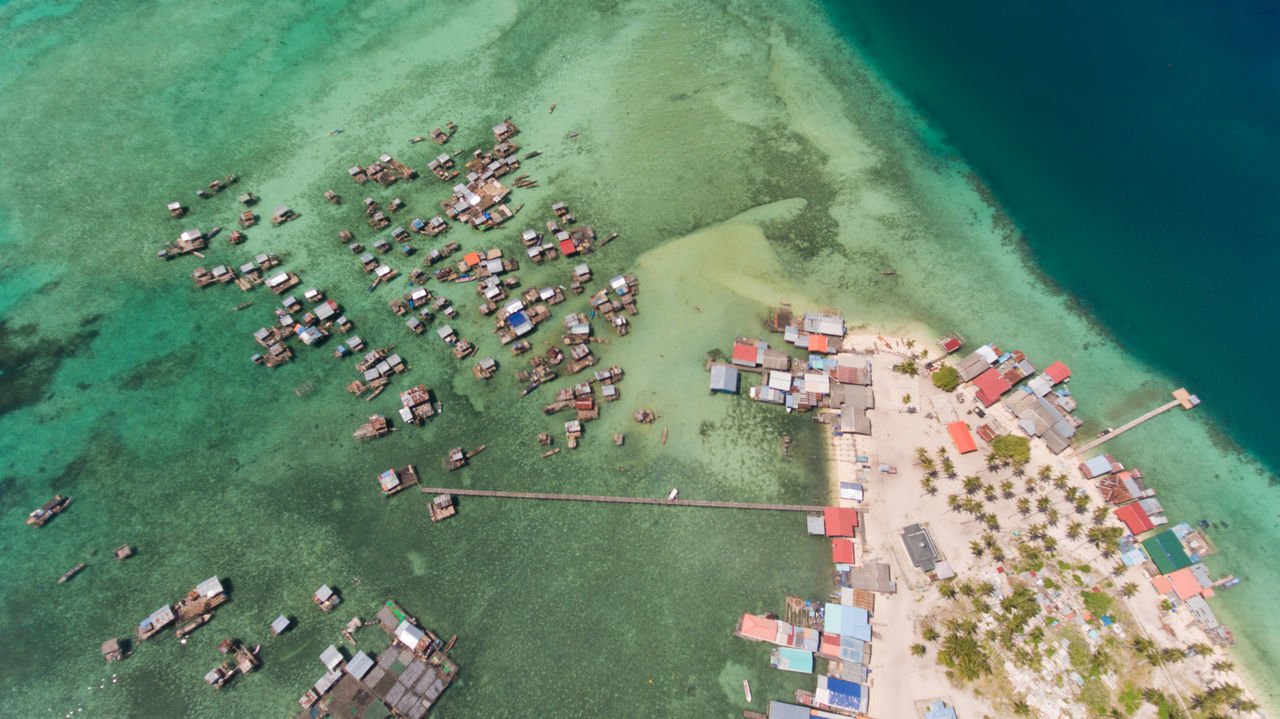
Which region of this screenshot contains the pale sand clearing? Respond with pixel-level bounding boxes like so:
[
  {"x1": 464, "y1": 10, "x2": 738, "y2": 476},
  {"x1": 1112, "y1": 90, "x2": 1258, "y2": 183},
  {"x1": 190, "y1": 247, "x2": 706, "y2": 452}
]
[{"x1": 824, "y1": 332, "x2": 1262, "y2": 718}]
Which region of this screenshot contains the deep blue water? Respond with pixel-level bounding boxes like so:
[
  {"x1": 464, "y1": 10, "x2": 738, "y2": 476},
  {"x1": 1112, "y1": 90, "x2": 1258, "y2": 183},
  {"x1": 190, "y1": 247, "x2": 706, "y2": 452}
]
[{"x1": 824, "y1": 0, "x2": 1280, "y2": 473}]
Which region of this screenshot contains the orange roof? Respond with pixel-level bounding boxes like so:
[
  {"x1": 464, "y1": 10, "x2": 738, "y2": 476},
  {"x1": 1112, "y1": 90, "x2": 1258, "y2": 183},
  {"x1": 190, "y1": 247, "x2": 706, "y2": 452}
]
[
  {"x1": 824, "y1": 507, "x2": 859, "y2": 536},
  {"x1": 818, "y1": 632, "x2": 841, "y2": 658},
  {"x1": 808, "y1": 334, "x2": 829, "y2": 353},
  {"x1": 832, "y1": 538, "x2": 854, "y2": 564},
  {"x1": 947, "y1": 422, "x2": 978, "y2": 454},
  {"x1": 1044, "y1": 361, "x2": 1071, "y2": 384},
  {"x1": 737, "y1": 614, "x2": 777, "y2": 642},
  {"x1": 1167, "y1": 567, "x2": 1208, "y2": 600},
  {"x1": 1151, "y1": 575, "x2": 1173, "y2": 596},
  {"x1": 559, "y1": 239, "x2": 577, "y2": 255},
  {"x1": 463, "y1": 251, "x2": 481, "y2": 267}
]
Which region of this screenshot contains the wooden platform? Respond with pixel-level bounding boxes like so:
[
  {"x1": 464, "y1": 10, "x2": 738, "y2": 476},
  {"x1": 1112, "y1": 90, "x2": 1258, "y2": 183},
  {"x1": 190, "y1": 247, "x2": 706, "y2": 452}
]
[
  {"x1": 1074, "y1": 388, "x2": 1197, "y2": 454},
  {"x1": 417, "y1": 487, "x2": 824, "y2": 512}
]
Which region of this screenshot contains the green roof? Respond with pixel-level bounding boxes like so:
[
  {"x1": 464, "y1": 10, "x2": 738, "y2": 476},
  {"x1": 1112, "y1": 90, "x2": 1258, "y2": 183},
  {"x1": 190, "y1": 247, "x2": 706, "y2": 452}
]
[{"x1": 1142, "y1": 530, "x2": 1191, "y2": 575}]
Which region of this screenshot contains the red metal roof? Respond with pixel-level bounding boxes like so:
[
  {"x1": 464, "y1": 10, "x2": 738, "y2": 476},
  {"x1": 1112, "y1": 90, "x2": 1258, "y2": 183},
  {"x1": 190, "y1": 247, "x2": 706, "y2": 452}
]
[
  {"x1": 732, "y1": 343, "x2": 757, "y2": 364},
  {"x1": 831, "y1": 538, "x2": 854, "y2": 564},
  {"x1": 558, "y1": 239, "x2": 577, "y2": 255},
  {"x1": 823, "y1": 507, "x2": 859, "y2": 536},
  {"x1": 1043, "y1": 361, "x2": 1071, "y2": 384},
  {"x1": 808, "y1": 334, "x2": 829, "y2": 353},
  {"x1": 1115, "y1": 503, "x2": 1154, "y2": 535},
  {"x1": 973, "y1": 368, "x2": 1012, "y2": 407},
  {"x1": 947, "y1": 422, "x2": 978, "y2": 454},
  {"x1": 940, "y1": 336, "x2": 963, "y2": 353}
]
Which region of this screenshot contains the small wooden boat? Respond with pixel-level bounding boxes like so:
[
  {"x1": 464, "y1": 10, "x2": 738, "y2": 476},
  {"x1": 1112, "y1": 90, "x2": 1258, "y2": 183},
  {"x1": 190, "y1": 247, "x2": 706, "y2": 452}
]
[
  {"x1": 27, "y1": 494, "x2": 72, "y2": 526},
  {"x1": 329, "y1": 128, "x2": 343, "y2": 135},
  {"x1": 444, "y1": 634, "x2": 458, "y2": 653},
  {"x1": 176, "y1": 613, "x2": 213, "y2": 639},
  {"x1": 410, "y1": 136, "x2": 426, "y2": 144},
  {"x1": 880, "y1": 269, "x2": 896, "y2": 276},
  {"x1": 568, "y1": 131, "x2": 579, "y2": 138},
  {"x1": 540, "y1": 448, "x2": 560, "y2": 458},
  {"x1": 548, "y1": 103, "x2": 556, "y2": 113},
  {"x1": 744, "y1": 679, "x2": 752, "y2": 703},
  {"x1": 57, "y1": 563, "x2": 85, "y2": 584},
  {"x1": 465, "y1": 445, "x2": 486, "y2": 459},
  {"x1": 233, "y1": 302, "x2": 252, "y2": 311},
  {"x1": 661, "y1": 427, "x2": 668, "y2": 444},
  {"x1": 523, "y1": 150, "x2": 541, "y2": 159}
]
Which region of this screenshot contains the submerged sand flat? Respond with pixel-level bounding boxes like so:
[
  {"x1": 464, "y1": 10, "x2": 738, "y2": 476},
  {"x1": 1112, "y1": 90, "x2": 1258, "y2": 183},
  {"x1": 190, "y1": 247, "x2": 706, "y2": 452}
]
[{"x1": 0, "y1": 0, "x2": 1276, "y2": 715}]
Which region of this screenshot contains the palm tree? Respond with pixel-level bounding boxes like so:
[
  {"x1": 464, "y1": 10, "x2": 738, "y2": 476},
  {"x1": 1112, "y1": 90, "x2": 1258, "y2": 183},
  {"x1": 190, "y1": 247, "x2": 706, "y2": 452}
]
[
  {"x1": 984, "y1": 514, "x2": 1000, "y2": 531},
  {"x1": 961, "y1": 497, "x2": 983, "y2": 515},
  {"x1": 983, "y1": 483, "x2": 997, "y2": 502},
  {"x1": 921, "y1": 457, "x2": 937, "y2": 477},
  {"x1": 1212, "y1": 659, "x2": 1235, "y2": 672},
  {"x1": 893, "y1": 359, "x2": 918, "y2": 376},
  {"x1": 985, "y1": 451, "x2": 1001, "y2": 472},
  {"x1": 921, "y1": 625, "x2": 939, "y2": 642},
  {"x1": 1046, "y1": 507, "x2": 1060, "y2": 526},
  {"x1": 1120, "y1": 582, "x2": 1138, "y2": 597},
  {"x1": 1016, "y1": 497, "x2": 1031, "y2": 515},
  {"x1": 1041, "y1": 535, "x2": 1058, "y2": 553},
  {"x1": 970, "y1": 540, "x2": 985, "y2": 558},
  {"x1": 1236, "y1": 699, "x2": 1261, "y2": 712},
  {"x1": 915, "y1": 446, "x2": 930, "y2": 464},
  {"x1": 910, "y1": 642, "x2": 927, "y2": 656},
  {"x1": 1027, "y1": 523, "x2": 1046, "y2": 540},
  {"x1": 1073, "y1": 493, "x2": 1091, "y2": 513},
  {"x1": 1036, "y1": 496, "x2": 1051, "y2": 514},
  {"x1": 1187, "y1": 642, "x2": 1212, "y2": 656},
  {"x1": 941, "y1": 458, "x2": 956, "y2": 479},
  {"x1": 920, "y1": 476, "x2": 937, "y2": 495},
  {"x1": 991, "y1": 545, "x2": 1006, "y2": 563},
  {"x1": 1130, "y1": 636, "x2": 1156, "y2": 656},
  {"x1": 1011, "y1": 456, "x2": 1028, "y2": 477},
  {"x1": 1063, "y1": 486, "x2": 1079, "y2": 503},
  {"x1": 938, "y1": 582, "x2": 958, "y2": 599},
  {"x1": 901, "y1": 393, "x2": 912, "y2": 406},
  {"x1": 1066, "y1": 521, "x2": 1083, "y2": 539},
  {"x1": 1000, "y1": 479, "x2": 1014, "y2": 498},
  {"x1": 1092, "y1": 506, "x2": 1110, "y2": 525},
  {"x1": 1053, "y1": 474, "x2": 1069, "y2": 491},
  {"x1": 947, "y1": 494, "x2": 963, "y2": 513},
  {"x1": 1011, "y1": 697, "x2": 1031, "y2": 716},
  {"x1": 963, "y1": 476, "x2": 982, "y2": 495}
]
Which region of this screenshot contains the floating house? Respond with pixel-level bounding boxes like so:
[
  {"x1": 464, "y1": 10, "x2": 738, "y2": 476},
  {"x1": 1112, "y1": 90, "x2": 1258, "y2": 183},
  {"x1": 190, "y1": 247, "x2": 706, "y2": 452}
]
[
  {"x1": 314, "y1": 585, "x2": 341, "y2": 612},
  {"x1": 709, "y1": 364, "x2": 739, "y2": 394},
  {"x1": 1079, "y1": 453, "x2": 1123, "y2": 479},
  {"x1": 271, "y1": 615, "x2": 291, "y2": 636}
]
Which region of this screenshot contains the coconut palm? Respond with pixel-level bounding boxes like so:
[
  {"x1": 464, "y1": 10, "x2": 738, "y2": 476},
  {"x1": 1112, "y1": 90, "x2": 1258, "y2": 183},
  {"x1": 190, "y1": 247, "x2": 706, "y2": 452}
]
[
  {"x1": 985, "y1": 451, "x2": 1001, "y2": 472},
  {"x1": 1053, "y1": 474, "x2": 1070, "y2": 491},
  {"x1": 1236, "y1": 699, "x2": 1261, "y2": 712},
  {"x1": 901, "y1": 393, "x2": 912, "y2": 406},
  {"x1": 1092, "y1": 506, "x2": 1110, "y2": 525},
  {"x1": 984, "y1": 514, "x2": 1000, "y2": 531},
  {"x1": 982, "y1": 533, "x2": 999, "y2": 550},
  {"x1": 947, "y1": 494, "x2": 963, "y2": 513},
  {"x1": 1064, "y1": 486, "x2": 1080, "y2": 503},
  {"x1": 1023, "y1": 475, "x2": 1037, "y2": 494},
  {"x1": 961, "y1": 497, "x2": 983, "y2": 515},
  {"x1": 1212, "y1": 660, "x2": 1235, "y2": 672},
  {"x1": 1046, "y1": 507, "x2": 1060, "y2": 526},
  {"x1": 1016, "y1": 497, "x2": 1031, "y2": 516},
  {"x1": 1074, "y1": 493, "x2": 1091, "y2": 513},
  {"x1": 941, "y1": 458, "x2": 956, "y2": 479},
  {"x1": 1187, "y1": 642, "x2": 1212, "y2": 656},
  {"x1": 921, "y1": 625, "x2": 939, "y2": 642},
  {"x1": 1130, "y1": 636, "x2": 1156, "y2": 655},
  {"x1": 920, "y1": 476, "x2": 937, "y2": 495},
  {"x1": 1011, "y1": 456, "x2": 1028, "y2": 477},
  {"x1": 963, "y1": 476, "x2": 983, "y2": 495},
  {"x1": 970, "y1": 540, "x2": 985, "y2": 558},
  {"x1": 1041, "y1": 535, "x2": 1057, "y2": 553},
  {"x1": 1066, "y1": 521, "x2": 1083, "y2": 539},
  {"x1": 1011, "y1": 698, "x2": 1031, "y2": 716},
  {"x1": 938, "y1": 582, "x2": 958, "y2": 599},
  {"x1": 910, "y1": 643, "x2": 927, "y2": 656},
  {"x1": 983, "y1": 483, "x2": 997, "y2": 502},
  {"x1": 1000, "y1": 479, "x2": 1014, "y2": 498},
  {"x1": 1036, "y1": 496, "x2": 1051, "y2": 514},
  {"x1": 991, "y1": 545, "x2": 1006, "y2": 563},
  {"x1": 915, "y1": 446, "x2": 930, "y2": 464},
  {"x1": 921, "y1": 457, "x2": 937, "y2": 477}
]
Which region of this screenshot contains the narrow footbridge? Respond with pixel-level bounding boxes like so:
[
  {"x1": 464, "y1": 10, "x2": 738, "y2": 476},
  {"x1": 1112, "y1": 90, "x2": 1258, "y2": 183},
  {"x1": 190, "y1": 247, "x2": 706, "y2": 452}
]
[{"x1": 419, "y1": 487, "x2": 825, "y2": 512}]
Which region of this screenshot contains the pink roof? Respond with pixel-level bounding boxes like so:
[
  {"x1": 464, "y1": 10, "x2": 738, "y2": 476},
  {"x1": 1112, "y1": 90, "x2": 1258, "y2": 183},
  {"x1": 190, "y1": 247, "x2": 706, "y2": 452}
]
[
  {"x1": 731, "y1": 343, "x2": 757, "y2": 364},
  {"x1": 1151, "y1": 576, "x2": 1173, "y2": 595},
  {"x1": 1115, "y1": 503, "x2": 1154, "y2": 535},
  {"x1": 737, "y1": 614, "x2": 777, "y2": 642},
  {"x1": 947, "y1": 422, "x2": 978, "y2": 454},
  {"x1": 831, "y1": 538, "x2": 854, "y2": 564},
  {"x1": 824, "y1": 507, "x2": 859, "y2": 536},
  {"x1": 1167, "y1": 568, "x2": 1208, "y2": 600},
  {"x1": 972, "y1": 368, "x2": 1012, "y2": 407},
  {"x1": 818, "y1": 633, "x2": 841, "y2": 658},
  {"x1": 1044, "y1": 361, "x2": 1071, "y2": 384}
]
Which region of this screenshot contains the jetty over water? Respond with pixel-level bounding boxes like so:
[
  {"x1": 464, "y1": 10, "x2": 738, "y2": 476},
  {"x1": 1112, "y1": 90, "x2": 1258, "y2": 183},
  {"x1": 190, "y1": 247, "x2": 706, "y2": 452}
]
[
  {"x1": 418, "y1": 487, "x2": 825, "y2": 512},
  {"x1": 1075, "y1": 387, "x2": 1199, "y2": 454}
]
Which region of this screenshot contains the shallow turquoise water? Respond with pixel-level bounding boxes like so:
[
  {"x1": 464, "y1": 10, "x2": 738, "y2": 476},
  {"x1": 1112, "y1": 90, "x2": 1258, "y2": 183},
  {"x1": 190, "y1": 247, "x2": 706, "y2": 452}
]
[{"x1": 1, "y1": 0, "x2": 1278, "y2": 716}]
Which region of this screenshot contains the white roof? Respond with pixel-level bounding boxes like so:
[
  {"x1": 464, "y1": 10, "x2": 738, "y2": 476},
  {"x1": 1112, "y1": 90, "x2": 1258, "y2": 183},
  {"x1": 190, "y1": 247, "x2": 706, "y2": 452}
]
[
  {"x1": 539, "y1": 287, "x2": 556, "y2": 300},
  {"x1": 271, "y1": 615, "x2": 291, "y2": 632},
  {"x1": 504, "y1": 300, "x2": 525, "y2": 315},
  {"x1": 266, "y1": 271, "x2": 290, "y2": 286},
  {"x1": 395, "y1": 620, "x2": 426, "y2": 648},
  {"x1": 803, "y1": 373, "x2": 831, "y2": 395},
  {"x1": 522, "y1": 229, "x2": 538, "y2": 240},
  {"x1": 319, "y1": 645, "x2": 344, "y2": 671},
  {"x1": 315, "y1": 585, "x2": 334, "y2": 601},
  {"x1": 194, "y1": 576, "x2": 224, "y2": 597},
  {"x1": 574, "y1": 263, "x2": 590, "y2": 276},
  {"x1": 378, "y1": 469, "x2": 401, "y2": 491},
  {"x1": 410, "y1": 288, "x2": 429, "y2": 302},
  {"x1": 437, "y1": 324, "x2": 455, "y2": 339},
  {"x1": 374, "y1": 265, "x2": 392, "y2": 277},
  {"x1": 398, "y1": 407, "x2": 414, "y2": 423},
  {"x1": 346, "y1": 651, "x2": 374, "y2": 680},
  {"x1": 768, "y1": 370, "x2": 792, "y2": 392},
  {"x1": 976, "y1": 344, "x2": 999, "y2": 363},
  {"x1": 609, "y1": 275, "x2": 627, "y2": 290},
  {"x1": 180, "y1": 229, "x2": 202, "y2": 241}
]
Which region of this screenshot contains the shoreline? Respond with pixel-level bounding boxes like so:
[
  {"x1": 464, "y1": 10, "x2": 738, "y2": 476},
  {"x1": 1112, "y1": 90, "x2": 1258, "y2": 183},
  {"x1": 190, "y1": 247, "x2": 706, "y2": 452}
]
[{"x1": 813, "y1": 329, "x2": 1270, "y2": 717}]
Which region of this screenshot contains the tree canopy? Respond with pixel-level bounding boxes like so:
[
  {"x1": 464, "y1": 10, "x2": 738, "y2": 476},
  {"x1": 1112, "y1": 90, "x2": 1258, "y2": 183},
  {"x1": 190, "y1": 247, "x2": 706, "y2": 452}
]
[
  {"x1": 931, "y1": 364, "x2": 961, "y2": 392},
  {"x1": 991, "y1": 434, "x2": 1031, "y2": 464}
]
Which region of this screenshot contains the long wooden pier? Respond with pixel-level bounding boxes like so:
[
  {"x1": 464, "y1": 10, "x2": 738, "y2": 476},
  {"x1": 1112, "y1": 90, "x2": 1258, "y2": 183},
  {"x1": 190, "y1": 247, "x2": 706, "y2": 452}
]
[
  {"x1": 1074, "y1": 388, "x2": 1198, "y2": 455},
  {"x1": 418, "y1": 487, "x2": 825, "y2": 512}
]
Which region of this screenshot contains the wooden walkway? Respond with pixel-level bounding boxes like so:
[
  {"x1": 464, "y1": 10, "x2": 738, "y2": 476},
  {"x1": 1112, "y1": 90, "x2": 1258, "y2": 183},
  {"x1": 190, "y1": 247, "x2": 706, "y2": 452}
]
[
  {"x1": 1074, "y1": 399, "x2": 1183, "y2": 454},
  {"x1": 418, "y1": 487, "x2": 825, "y2": 512}
]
